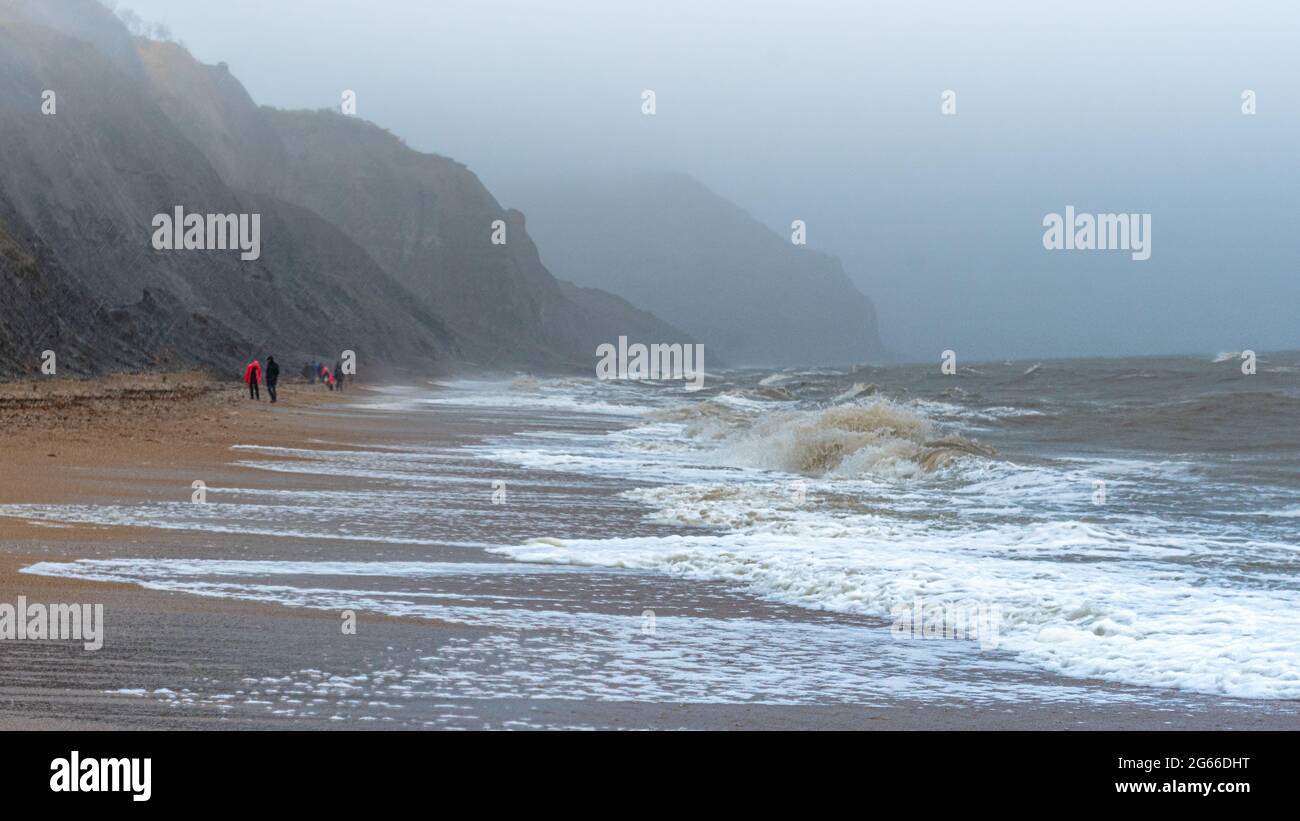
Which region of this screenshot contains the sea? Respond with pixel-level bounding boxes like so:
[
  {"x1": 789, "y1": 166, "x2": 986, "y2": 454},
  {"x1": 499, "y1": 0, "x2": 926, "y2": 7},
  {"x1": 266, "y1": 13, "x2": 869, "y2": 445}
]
[{"x1": 8, "y1": 352, "x2": 1299, "y2": 722}]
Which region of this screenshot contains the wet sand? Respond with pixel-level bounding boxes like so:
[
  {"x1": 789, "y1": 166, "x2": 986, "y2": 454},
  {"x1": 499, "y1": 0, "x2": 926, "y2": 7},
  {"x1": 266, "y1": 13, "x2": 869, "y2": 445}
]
[{"x1": 0, "y1": 374, "x2": 1296, "y2": 729}]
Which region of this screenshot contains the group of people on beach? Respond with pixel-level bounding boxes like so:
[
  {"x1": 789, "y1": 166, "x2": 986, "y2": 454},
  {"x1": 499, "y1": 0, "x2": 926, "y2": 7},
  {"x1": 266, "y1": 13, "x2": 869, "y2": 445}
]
[
  {"x1": 304, "y1": 360, "x2": 346, "y2": 391},
  {"x1": 242, "y1": 356, "x2": 346, "y2": 402}
]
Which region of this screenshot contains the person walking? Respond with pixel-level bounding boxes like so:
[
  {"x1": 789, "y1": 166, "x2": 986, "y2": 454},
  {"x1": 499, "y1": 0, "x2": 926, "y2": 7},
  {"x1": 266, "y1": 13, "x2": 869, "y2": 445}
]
[
  {"x1": 334, "y1": 358, "x2": 345, "y2": 391},
  {"x1": 265, "y1": 355, "x2": 280, "y2": 404},
  {"x1": 244, "y1": 358, "x2": 262, "y2": 400}
]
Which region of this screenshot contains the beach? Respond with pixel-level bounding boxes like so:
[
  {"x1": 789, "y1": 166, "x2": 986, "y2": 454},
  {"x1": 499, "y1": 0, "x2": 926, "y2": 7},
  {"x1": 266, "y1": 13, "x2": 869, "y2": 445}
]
[{"x1": 1, "y1": 369, "x2": 1297, "y2": 730}]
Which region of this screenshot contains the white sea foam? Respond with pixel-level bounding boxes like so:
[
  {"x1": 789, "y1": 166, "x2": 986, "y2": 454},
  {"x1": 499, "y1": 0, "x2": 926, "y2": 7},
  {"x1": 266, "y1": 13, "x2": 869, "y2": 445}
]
[
  {"x1": 22, "y1": 559, "x2": 602, "y2": 581},
  {"x1": 21, "y1": 558, "x2": 1139, "y2": 707},
  {"x1": 366, "y1": 379, "x2": 653, "y2": 416},
  {"x1": 489, "y1": 519, "x2": 1300, "y2": 699},
  {"x1": 467, "y1": 385, "x2": 1300, "y2": 700},
  {"x1": 0, "y1": 503, "x2": 496, "y2": 548}
]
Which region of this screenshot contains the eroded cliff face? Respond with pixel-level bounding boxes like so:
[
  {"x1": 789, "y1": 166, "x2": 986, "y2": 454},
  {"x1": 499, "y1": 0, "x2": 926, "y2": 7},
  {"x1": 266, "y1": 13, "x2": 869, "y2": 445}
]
[
  {"x1": 136, "y1": 40, "x2": 694, "y2": 372},
  {"x1": 0, "y1": 1, "x2": 455, "y2": 377},
  {"x1": 0, "y1": 197, "x2": 251, "y2": 376},
  {"x1": 0, "y1": 0, "x2": 707, "y2": 380},
  {"x1": 504, "y1": 174, "x2": 890, "y2": 367}
]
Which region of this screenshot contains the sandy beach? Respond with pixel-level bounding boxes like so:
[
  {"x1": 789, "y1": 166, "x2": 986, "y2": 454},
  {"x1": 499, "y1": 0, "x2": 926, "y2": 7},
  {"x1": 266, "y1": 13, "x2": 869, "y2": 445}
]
[{"x1": 0, "y1": 373, "x2": 1295, "y2": 730}]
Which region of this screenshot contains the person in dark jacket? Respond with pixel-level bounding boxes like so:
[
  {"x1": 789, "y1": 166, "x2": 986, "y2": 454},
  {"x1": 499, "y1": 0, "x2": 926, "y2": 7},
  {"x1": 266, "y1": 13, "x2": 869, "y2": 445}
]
[
  {"x1": 243, "y1": 359, "x2": 262, "y2": 400},
  {"x1": 265, "y1": 356, "x2": 280, "y2": 403},
  {"x1": 334, "y1": 358, "x2": 345, "y2": 391}
]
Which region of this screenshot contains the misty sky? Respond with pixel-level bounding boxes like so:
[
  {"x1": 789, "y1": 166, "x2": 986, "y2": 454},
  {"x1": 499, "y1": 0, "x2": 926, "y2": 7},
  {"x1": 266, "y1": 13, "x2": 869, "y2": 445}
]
[{"x1": 116, "y1": 0, "x2": 1300, "y2": 361}]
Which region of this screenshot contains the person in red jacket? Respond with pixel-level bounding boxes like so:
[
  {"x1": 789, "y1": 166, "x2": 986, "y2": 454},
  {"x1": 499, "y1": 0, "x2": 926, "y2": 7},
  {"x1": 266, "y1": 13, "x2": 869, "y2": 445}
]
[{"x1": 244, "y1": 359, "x2": 262, "y2": 400}]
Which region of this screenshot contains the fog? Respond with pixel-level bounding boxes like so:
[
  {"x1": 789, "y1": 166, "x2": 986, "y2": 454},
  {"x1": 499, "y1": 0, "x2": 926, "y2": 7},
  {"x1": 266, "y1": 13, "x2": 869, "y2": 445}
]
[{"x1": 117, "y1": 0, "x2": 1300, "y2": 361}]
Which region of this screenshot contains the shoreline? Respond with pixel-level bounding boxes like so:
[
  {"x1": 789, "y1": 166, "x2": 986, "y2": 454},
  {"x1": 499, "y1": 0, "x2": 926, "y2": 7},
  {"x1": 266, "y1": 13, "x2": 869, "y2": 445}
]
[
  {"x1": 0, "y1": 374, "x2": 447, "y2": 729},
  {"x1": 1, "y1": 374, "x2": 1296, "y2": 730}
]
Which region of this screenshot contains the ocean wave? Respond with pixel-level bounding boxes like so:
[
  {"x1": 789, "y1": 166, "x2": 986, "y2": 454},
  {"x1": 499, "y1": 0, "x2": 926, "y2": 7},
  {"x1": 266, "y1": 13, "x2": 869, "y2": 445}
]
[
  {"x1": 750, "y1": 386, "x2": 796, "y2": 401},
  {"x1": 650, "y1": 399, "x2": 753, "y2": 438},
  {"x1": 370, "y1": 380, "x2": 653, "y2": 416},
  {"x1": 704, "y1": 401, "x2": 994, "y2": 478},
  {"x1": 908, "y1": 398, "x2": 1047, "y2": 425},
  {"x1": 490, "y1": 521, "x2": 1300, "y2": 700},
  {"x1": 831, "y1": 382, "x2": 878, "y2": 403},
  {"x1": 1115, "y1": 391, "x2": 1300, "y2": 435}
]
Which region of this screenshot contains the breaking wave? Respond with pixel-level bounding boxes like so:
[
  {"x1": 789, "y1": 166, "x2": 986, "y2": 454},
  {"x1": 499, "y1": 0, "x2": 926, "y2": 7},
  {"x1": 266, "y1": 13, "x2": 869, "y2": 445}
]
[{"x1": 701, "y1": 401, "x2": 994, "y2": 478}]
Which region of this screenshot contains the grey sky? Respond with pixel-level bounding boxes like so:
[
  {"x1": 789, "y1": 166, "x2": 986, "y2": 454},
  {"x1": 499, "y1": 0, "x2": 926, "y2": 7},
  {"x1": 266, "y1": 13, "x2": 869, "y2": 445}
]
[{"x1": 116, "y1": 0, "x2": 1300, "y2": 360}]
